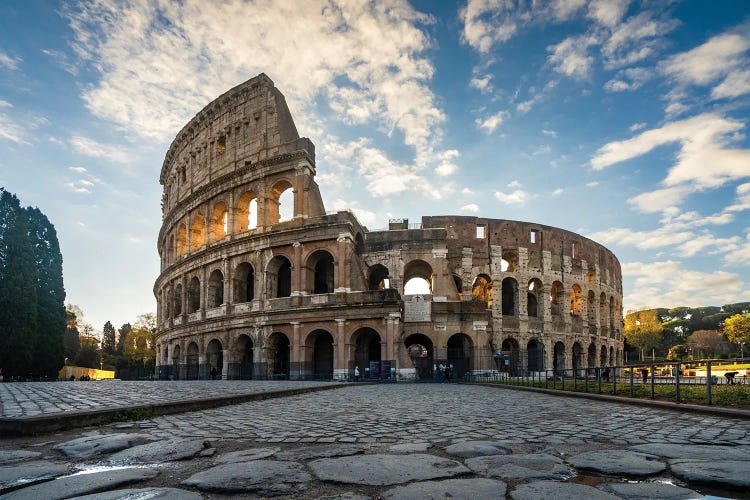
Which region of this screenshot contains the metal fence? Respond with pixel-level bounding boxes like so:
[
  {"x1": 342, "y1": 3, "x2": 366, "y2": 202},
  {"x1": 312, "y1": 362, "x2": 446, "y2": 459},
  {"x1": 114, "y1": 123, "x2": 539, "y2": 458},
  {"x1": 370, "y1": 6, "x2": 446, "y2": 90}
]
[{"x1": 465, "y1": 357, "x2": 750, "y2": 407}]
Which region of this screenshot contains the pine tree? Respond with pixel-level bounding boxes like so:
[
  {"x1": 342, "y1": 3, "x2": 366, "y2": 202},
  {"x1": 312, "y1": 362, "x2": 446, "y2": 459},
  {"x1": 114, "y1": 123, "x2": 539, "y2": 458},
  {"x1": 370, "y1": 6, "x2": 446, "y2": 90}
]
[
  {"x1": 102, "y1": 321, "x2": 116, "y2": 354},
  {"x1": 117, "y1": 323, "x2": 132, "y2": 355},
  {"x1": 26, "y1": 207, "x2": 65, "y2": 378},
  {"x1": 0, "y1": 189, "x2": 38, "y2": 378}
]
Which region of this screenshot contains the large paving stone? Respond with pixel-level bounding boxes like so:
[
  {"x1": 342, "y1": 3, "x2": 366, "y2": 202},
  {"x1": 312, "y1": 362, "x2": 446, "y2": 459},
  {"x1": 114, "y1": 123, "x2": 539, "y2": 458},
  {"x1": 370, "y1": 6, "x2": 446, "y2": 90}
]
[
  {"x1": 53, "y1": 434, "x2": 149, "y2": 459},
  {"x1": 445, "y1": 441, "x2": 512, "y2": 458},
  {"x1": 182, "y1": 459, "x2": 311, "y2": 496},
  {"x1": 466, "y1": 453, "x2": 575, "y2": 481},
  {"x1": 0, "y1": 450, "x2": 41, "y2": 465},
  {"x1": 1, "y1": 467, "x2": 159, "y2": 500},
  {"x1": 597, "y1": 481, "x2": 703, "y2": 499},
  {"x1": 630, "y1": 443, "x2": 750, "y2": 461},
  {"x1": 567, "y1": 450, "x2": 666, "y2": 476},
  {"x1": 0, "y1": 461, "x2": 69, "y2": 491},
  {"x1": 510, "y1": 480, "x2": 620, "y2": 500},
  {"x1": 214, "y1": 447, "x2": 280, "y2": 463},
  {"x1": 670, "y1": 459, "x2": 750, "y2": 488},
  {"x1": 309, "y1": 453, "x2": 470, "y2": 486},
  {"x1": 388, "y1": 442, "x2": 431, "y2": 453},
  {"x1": 69, "y1": 487, "x2": 203, "y2": 500},
  {"x1": 275, "y1": 445, "x2": 364, "y2": 461},
  {"x1": 382, "y1": 478, "x2": 507, "y2": 499},
  {"x1": 108, "y1": 438, "x2": 209, "y2": 464}
]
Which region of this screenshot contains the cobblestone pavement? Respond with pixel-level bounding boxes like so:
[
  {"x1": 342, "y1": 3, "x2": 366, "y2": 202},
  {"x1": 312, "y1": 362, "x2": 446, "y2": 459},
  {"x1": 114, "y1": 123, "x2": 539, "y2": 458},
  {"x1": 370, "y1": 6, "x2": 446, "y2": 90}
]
[
  {"x1": 0, "y1": 380, "x2": 335, "y2": 417},
  {"x1": 1, "y1": 384, "x2": 749, "y2": 499}
]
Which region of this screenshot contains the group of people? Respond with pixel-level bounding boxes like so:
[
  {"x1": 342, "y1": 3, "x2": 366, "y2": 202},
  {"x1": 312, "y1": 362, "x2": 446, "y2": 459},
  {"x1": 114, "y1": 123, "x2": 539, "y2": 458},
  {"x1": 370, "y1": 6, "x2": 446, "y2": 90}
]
[{"x1": 437, "y1": 362, "x2": 453, "y2": 383}]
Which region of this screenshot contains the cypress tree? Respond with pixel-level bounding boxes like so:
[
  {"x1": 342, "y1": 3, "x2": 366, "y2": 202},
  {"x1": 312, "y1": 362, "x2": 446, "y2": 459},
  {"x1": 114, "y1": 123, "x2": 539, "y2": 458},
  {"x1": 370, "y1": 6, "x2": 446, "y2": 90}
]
[{"x1": 102, "y1": 320, "x2": 116, "y2": 354}]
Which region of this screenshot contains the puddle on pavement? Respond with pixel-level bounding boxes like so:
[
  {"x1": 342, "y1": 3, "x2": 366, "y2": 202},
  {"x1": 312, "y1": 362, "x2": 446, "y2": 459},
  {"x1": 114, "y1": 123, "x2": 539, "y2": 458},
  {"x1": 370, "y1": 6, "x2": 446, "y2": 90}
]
[
  {"x1": 570, "y1": 474, "x2": 740, "y2": 499},
  {"x1": 70, "y1": 464, "x2": 152, "y2": 476}
]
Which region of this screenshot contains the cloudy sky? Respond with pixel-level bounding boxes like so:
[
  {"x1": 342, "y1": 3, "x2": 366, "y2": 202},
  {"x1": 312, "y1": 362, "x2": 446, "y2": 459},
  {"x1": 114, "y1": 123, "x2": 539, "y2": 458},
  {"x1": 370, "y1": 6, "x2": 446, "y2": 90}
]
[{"x1": 1, "y1": 0, "x2": 749, "y2": 332}]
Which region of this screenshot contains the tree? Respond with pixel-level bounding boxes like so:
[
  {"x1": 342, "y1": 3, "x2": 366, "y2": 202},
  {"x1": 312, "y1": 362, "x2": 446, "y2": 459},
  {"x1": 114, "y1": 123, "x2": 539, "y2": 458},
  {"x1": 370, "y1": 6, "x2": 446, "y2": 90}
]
[
  {"x1": 75, "y1": 335, "x2": 101, "y2": 369},
  {"x1": 667, "y1": 344, "x2": 689, "y2": 360},
  {"x1": 686, "y1": 330, "x2": 727, "y2": 358},
  {"x1": 64, "y1": 306, "x2": 81, "y2": 362},
  {"x1": 117, "y1": 323, "x2": 132, "y2": 355},
  {"x1": 724, "y1": 313, "x2": 750, "y2": 358},
  {"x1": 101, "y1": 321, "x2": 116, "y2": 355},
  {"x1": 623, "y1": 309, "x2": 664, "y2": 359}
]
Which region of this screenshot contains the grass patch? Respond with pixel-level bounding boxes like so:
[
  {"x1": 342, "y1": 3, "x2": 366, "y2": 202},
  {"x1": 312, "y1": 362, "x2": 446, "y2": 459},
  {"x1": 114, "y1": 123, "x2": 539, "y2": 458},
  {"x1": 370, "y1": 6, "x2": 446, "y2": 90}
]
[{"x1": 113, "y1": 407, "x2": 153, "y2": 422}]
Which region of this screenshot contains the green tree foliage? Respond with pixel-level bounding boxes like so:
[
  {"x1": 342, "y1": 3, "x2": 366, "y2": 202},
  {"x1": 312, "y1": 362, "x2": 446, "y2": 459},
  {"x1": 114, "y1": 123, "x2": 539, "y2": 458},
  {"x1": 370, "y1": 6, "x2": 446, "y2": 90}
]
[
  {"x1": 0, "y1": 189, "x2": 39, "y2": 378},
  {"x1": 64, "y1": 306, "x2": 81, "y2": 361},
  {"x1": 623, "y1": 309, "x2": 664, "y2": 354},
  {"x1": 687, "y1": 330, "x2": 727, "y2": 358},
  {"x1": 667, "y1": 344, "x2": 688, "y2": 360},
  {"x1": 75, "y1": 335, "x2": 101, "y2": 369},
  {"x1": 117, "y1": 323, "x2": 132, "y2": 354},
  {"x1": 724, "y1": 313, "x2": 750, "y2": 347},
  {"x1": 101, "y1": 321, "x2": 116, "y2": 355}
]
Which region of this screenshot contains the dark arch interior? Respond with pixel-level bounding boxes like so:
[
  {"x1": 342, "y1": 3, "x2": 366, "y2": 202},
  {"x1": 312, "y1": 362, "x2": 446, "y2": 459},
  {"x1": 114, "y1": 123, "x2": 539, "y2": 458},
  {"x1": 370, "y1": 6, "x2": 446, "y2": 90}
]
[
  {"x1": 313, "y1": 253, "x2": 335, "y2": 294},
  {"x1": 527, "y1": 339, "x2": 543, "y2": 372},
  {"x1": 404, "y1": 333, "x2": 433, "y2": 380},
  {"x1": 269, "y1": 333, "x2": 290, "y2": 379},
  {"x1": 353, "y1": 328, "x2": 381, "y2": 378},
  {"x1": 553, "y1": 342, "x2": 566, "y2": 375},
  {"x1": 368, "y1": 264, "x2": 389, "y2": 291},
  {"x1": 447, "y1": 333, "x2": 473, "y2": 378},
  {"x1": 312, "y1": 330, "x2": 334, "y2": 379}
]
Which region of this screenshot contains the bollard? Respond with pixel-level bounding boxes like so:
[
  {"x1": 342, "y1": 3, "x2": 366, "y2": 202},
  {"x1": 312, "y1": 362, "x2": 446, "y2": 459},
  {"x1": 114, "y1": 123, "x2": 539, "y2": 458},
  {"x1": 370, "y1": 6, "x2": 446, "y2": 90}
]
[{"x1": 707, "y1": 361, "x2": 712, "y2": 406}]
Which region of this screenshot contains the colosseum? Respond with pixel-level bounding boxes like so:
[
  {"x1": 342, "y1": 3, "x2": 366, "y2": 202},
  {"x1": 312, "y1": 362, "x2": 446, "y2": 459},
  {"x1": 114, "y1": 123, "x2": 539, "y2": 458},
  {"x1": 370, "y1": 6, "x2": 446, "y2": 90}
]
[{"x1": 154, "y1": 73, "x2": 624, "y2": 381}]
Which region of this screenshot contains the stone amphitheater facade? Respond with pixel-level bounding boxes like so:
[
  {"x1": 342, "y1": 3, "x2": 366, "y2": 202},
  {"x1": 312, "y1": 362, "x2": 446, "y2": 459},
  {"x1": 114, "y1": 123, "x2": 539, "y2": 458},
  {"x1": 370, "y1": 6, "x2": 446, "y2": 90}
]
[{"x1": 154, "y1": 74, "x2": 624, "y2": 381}]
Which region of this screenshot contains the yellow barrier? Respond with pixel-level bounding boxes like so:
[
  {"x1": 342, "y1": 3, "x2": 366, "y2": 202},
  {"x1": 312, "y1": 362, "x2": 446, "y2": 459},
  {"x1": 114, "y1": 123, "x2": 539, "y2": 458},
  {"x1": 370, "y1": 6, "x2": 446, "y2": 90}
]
[{"x1": 58, "y1": 366, "x2": 115, "y2": 380}]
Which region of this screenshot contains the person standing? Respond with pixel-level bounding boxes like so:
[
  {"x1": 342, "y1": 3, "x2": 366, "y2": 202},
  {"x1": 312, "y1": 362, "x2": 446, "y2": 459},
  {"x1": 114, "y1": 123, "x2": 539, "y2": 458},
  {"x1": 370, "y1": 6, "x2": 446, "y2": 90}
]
[{"x1": 354, "y1": 365, "x2": 360, "y2": 382}]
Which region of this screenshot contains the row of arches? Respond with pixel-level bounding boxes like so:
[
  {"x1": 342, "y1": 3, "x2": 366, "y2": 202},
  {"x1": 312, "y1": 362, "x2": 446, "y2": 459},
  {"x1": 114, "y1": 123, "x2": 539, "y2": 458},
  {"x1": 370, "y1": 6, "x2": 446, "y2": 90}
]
[
  {"x1": 165, "y1": 180, "x2": 295, "y2": 265},
  {"x1": 498, "y1": 337, "x2": 622, "y2": 376}
]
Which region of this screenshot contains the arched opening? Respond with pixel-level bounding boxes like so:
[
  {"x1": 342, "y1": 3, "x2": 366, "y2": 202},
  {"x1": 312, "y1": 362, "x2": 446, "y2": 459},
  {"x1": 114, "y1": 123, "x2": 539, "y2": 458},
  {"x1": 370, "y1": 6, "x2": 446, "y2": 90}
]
[
  {"x1": 600, "y1": 345, "x2": 607, "y2": 367},
  {"x1": 550, "y1": 281, "x2": 564, "y2": 316},
  {"x1": 587, "y1": 290, "x2": 596, "y2": 330},
  {"x1": 267, "y1": 256, "x2": 292, "y2": 298},
  {"x1": 176, "y1": 224, "x2": 187, "y2": 257},
  {"x1": 501, "y1": 250, "x2": 518, "y2": 272},
  {"x1": 572, "y1": 342, "x2": 583, "y2": 376},
  {"x1": 307, "y1": 250, "x2": 335, "y2": 294},
  {"x1": 187, "y1": 277, "x2": 200, "y2": 313},
  {"x1": 609, "y1": 296, "x2": 616, "y2": 331},
  {"x1": 472, "y1": 274, "x2": 492, "y2": 307},
  {"x1": 209, "y1": 202, "x2": 228, "y2": 241},
  {"x1": 447, "y1": 333, "x2": 474, "y2": 379},
  {"x1": 501, "y1": 277, "x2": 518, "y2": 316},
  {"x1": 404, "y1": 333, "x2": 433, "y2": 380},
  {"x1": 586, "y1": 270, "x2": 596, "y2": 284},
  {"x1": 234, "y1": 262, "x2": 254, "y2": 302},
  {"x1": 453, "y1": 274, "x2": 463, "y2": 299},
  {"x1": 609, "y1": 346, "x2": 615, "y2": 366},
  {"x1": 500, "y1": 337, "x2": 520, "y2": 375},
  {"x1": 269, "y1": 180, "x2": 294, "y2": 224},
  {"x1": 173, "y1": 284, "x2": 182, "y2": 317},
  {"x1": 310, "y1": 330, "x2": 334, "y2": 380},
  {"x1": 368, "y1": 264, "x2": 390, "y2": 291},
  {"x1": 527, "y1": 279, "x2": 543, "y2": 318},
  {"x1": 235, "y1": 191, "x2": 258, "y2": 231},
  {"x1": 527, "y1": 339, "x2": 544, "y2": 372},
  {"x1": 352, "y1": 328, "x2": 382, "y2": 379},
  {"x1": 190, "y1": 213, "x2": 205, "y2": 252},
  {"x1": 570, "y1": 284, "x2": 583, "y2": 316},
  {"x1": 206, "y1": 339, "x2": 223, "y2": 379},
  {"x1": 186, "y1": 342, "x2": 199, "y2": 380},
  {"x1": 167, "y1": 235, "x2": 174, "y2": 264},
  {"x1": 553, "y1": 341, "x2": 566, "y2": 375},
  {"x1": 171, "y1": 344, "x2": 181, "y2": 380},
  {"x1": 235, "y1": 334, "x2": 254, "y2": 380},
  {"x1": 599, "y1": 292, "x2": 607, "y2": 331},
  {"x1": 403, "y1": 260, "x2": 433, "y2": 295},
  {"x1": 588, "y1": 342, "x2": 597, "y2": 370},
  {"x1": 207, "y1": 269, "x2": 224, "y2": 308},
  {"x1": 267, "y1": 332, "x2": 290, "y2": 379}
]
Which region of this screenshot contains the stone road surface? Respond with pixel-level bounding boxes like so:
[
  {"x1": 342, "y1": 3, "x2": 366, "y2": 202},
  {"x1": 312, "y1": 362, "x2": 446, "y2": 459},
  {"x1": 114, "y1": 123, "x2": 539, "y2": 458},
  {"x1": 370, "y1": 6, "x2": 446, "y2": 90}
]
[
  {"x1": 0, "y1": 381, "x2": 335, "y2": 417},
  {"x1": 1, "y1": 382, "x2": 749, "y2": 499}
]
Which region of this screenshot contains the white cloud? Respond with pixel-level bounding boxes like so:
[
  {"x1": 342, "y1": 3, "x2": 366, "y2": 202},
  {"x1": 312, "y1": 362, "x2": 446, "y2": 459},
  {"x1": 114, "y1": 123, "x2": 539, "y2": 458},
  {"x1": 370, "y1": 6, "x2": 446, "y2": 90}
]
[
  {"x1": 495, "y1": 189, "x2": 529, "y2": 206},
  {"x1": 507, "y1": 180, "x2": 522, "y2": 188},
  {"x1": 470, "y1": 74, "x2": 493, "y2": 93},
  {"x1": 604, "y1": 67, "x2": 652, "y2": 92},
  {"x1": 587, "y1": 0, "x2": 630, "y2": 28},
  {"x1": 542, "y1": 129, "x2": 557, "y2": 137},
  {"x1": 461, "y1": 187, "x2": 475, "y2": 195},
  {"x1": 587, "y1": 226, "x2": 694, "y2": 251},
  {"x1": 434, "y1": 149, "x2": 459, "y2": 176},
  {"x1": 475, "y1": 110, "x2": 508, "y2": 134},
  {"x1": 331, "y1": 198, "x2": 377, "y2": 226},
  {"x1": 629, "y1": 122, "x2": 646, "y2": 131},
  {"x1": 726, "y1": 183, "x2": 750, "y2": 212},
  {"x1": 601, "y1": 11, "x2": 677, "y2": 69},
  {"x1": 552, "y1": 188, "x2": 564, "y2": 195},
  {"x1": 712, "y1": 68, "x2": 750, "y2": 100},
  {"x1": 548, "y1": 34, "x2": 597, "y2": 79},
  {"x1": 0, "y1": 100, "x2": 11, "y2": 108},
  {"x1": 0, "y1": 52, "x2": 21, "y2": 70},
  {"x1": 627, "y1": 186, "x2": 691, "y2": 214},
  {"x1": 461, "y1": 203, "x2": 480, "y2": 212},
  {"x1": 586, "y1": 181, "x2": 599, "y2": 187},
  {"x1": 724, "y1": 230, "x2": 750, "y2": 265},
  {"x1": 68, "y1": 166, "x2": 88, "y2": 173},
  {"x1": 70, "y1": 135, "x2": 130, "y2": 163},
  {"x1": 534, "y1": 144, "x2": 552, "y2": 155},
  {"x1": 66, "y1": 181, "x2": 92, "y2": 194},
  {"x1": 662, "y1": 31, "x2": 750, "y2": 87},
  {"x1": 0, "y1": 112, "x2": 28, "y2": 144}
]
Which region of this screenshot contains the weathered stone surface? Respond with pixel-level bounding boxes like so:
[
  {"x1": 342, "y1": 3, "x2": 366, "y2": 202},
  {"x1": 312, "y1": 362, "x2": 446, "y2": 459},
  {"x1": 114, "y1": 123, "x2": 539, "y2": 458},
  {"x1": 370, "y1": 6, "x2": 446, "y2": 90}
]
[
  {"x1": 313, "y1": 494, "x2": 370, "y2": 500},
  {"x1": 108, "y1": 438, "x2": 208, "y2": 464},
  {"x1": 567, "y1": 450, "x2": 666, "y2": 476},
  {"x1": 388, "y1": 442, "x2": 431, "y2": 453},
  {"x1": 276, "y1": 445, "x2": 363, "y2": 461},
  {"x1": 630, "y1": 443, "x2": 750, "y2": 461},
  {"x1": 0, "y1": 461, "x2": 69, "y2": 491},
  {"x1": 309, "y1": 453, "x2": 470, "y2": 486},
  {"x1": 1, "y1": 468, "x2": 159, "y2": 500},
  {"x1": 69, "y1": 487, "x2": 203, "y2": 500},
  {"x1": 53, "y1": 434, "x2": 148, "y2": 459},
  {"x1": 597, "y1": 481, "x2": 703, "y2": 499},
  {"x1": 382, "y1": 478, "x2": 507, "y2": 499},
  {"x1": 445, "y1": 441, "x2": 512, "y2": 458},
  {"x1": 182, "y1": 460, "x2": 311, "y2": 495},
  {"x1": 670, "y1": 459, "x2": 750, "y2": 488},
  {"x1": 215, "y1": 447, "x2": 280, "y2": 463},
  {"x1": 466, "y1": 453, "x2": 575, "y2": 481},
  {"x1": 0, "y1": 450, "x2": 41, "y2": 465},
  {"x1": 510, "y1": 480, "x2": 620, "y2": 500}
]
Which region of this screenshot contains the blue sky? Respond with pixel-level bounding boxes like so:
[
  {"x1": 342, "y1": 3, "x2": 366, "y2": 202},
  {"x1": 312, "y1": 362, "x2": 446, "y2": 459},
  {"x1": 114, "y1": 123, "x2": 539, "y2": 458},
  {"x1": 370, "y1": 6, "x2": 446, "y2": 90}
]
[{"x1": 1, "y1": 0, "x2": 749, "y2": 333}]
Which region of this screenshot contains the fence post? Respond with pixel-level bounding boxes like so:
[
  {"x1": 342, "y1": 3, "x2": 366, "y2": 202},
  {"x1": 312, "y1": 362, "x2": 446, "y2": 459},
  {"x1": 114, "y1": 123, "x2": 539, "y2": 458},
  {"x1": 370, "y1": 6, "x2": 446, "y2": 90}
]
[
  {"x1": 598, "y1": 367, "x2": 602, "y2": 394},
  {"x1": 585, "y1": 368, "x2": 589, "y2": 393},
  {"x1": 650, "y1": 362, "x2": 655, "y2": 400},
  {"x1": 630, "y1": 366, "x2": 634, "y2": 397},
  {"x1": 574, "y1": 368, "x2": 577, "y2": 391},
  {"x1": 612, "y1": 365, "x2": 617, "y2": 395},
  {"x1": 675, "y1": 362, "x2": 681, "y2": 403},
  {"x1": 707, "y1": 360, "x2": 712, "y2": 406},
  {"x1": 553, "y1": 370, "x2": 556, "y2": 390}
]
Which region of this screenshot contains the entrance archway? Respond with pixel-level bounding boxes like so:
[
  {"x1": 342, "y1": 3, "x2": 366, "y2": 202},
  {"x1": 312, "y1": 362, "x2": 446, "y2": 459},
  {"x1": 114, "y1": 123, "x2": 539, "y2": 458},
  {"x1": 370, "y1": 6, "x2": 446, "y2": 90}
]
[
  {"x1": 186, "y1": 342, "x2": 199, "y2": 380},
  {"x1": 527, "y1": 339, "x2": 544, "y2": 372},
  {"x1": 171, "y1": 344, "x2": 181, "y2": 380},
  {"x1": 267, "y1": 332, "x2": 290, "y2": 379},
  {"x1": 500, "y1": 337, "x2": 520, "y2": 375},
  {"x1": 352, "y1": 328, "x2": 381, "y2": 378},
  {"x1": 447, "y1": 333, "x2": 473, "y2": 378},
  {"x1": 404, "y1": 333, "x2": 433, "y2": 380},
  {"x1": 310, "y1": 330, "x2": 334, "y2": 380},
  {"x1": 572, "y1": 342, "x2": 583, "y2": 376},
  {"x1": 206, "y1": 339, "x2": 223, "y2": 379},
  {"x1": 553, "y1": 341, "x2": 566, "y2": 375},
  {"x1": 235, "y1": 334, "x2": 254, "y2": 380}
]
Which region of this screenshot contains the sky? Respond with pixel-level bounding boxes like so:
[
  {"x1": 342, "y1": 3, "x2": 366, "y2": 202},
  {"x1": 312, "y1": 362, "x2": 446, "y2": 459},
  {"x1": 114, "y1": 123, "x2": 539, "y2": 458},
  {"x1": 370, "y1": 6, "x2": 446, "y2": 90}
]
[{"x1": 1, "y1": 0, "x2": 749, "y2": 333}]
